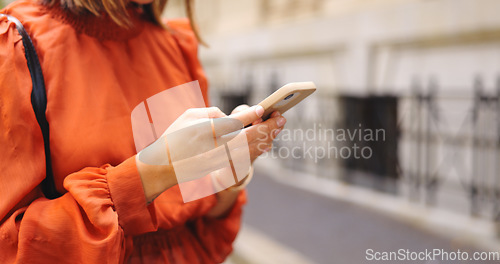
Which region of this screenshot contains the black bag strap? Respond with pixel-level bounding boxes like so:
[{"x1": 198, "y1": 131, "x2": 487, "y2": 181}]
[{"x1": 1, "y1": 14, "x2": 60, "y2": 199}]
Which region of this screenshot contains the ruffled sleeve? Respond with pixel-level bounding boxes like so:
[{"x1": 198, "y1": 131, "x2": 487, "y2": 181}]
[
  {"x1": 0, "y1": 15, "x2": 157, "y2": 263},
  {"x1": 191, "y1": 191, "x2": 247, "y2": 262}
]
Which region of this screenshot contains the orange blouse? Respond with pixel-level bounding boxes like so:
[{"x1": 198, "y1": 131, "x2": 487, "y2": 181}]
[{"x1": 0, "y1": 0, "x2": 246, "y2": 263}]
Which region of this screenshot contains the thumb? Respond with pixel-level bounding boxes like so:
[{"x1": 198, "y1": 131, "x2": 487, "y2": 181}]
[{"x1": 228, "y1": 105, "x2": 264, "y2": 127}]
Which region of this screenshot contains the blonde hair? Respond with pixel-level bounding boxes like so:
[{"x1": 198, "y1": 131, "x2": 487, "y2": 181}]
[{"x1": 42, "y1": 0, "x2": 204, "y2": 43}]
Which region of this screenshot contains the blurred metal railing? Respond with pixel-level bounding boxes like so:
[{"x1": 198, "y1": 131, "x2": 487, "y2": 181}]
[
  {"x1": 216, "y1": 76, "x2": 500, "y2": 221},
  {"x1": 399, "y1": 76, "x2": 500, "y2": 220}
]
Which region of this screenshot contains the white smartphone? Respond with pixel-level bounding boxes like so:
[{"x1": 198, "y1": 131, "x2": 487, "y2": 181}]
[{"x1": 258, "y1": 82, "x2": 316, "y2": 120}]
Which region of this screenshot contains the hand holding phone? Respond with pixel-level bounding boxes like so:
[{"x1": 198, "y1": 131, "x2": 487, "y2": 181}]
[{"x1": 258, "y1": 82, "x2": 316, "y2": 120}]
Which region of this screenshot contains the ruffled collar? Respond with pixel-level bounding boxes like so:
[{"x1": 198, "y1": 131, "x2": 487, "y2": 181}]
[{"x1": 43, "y1": 3, "x2": 147, "y2": 41}]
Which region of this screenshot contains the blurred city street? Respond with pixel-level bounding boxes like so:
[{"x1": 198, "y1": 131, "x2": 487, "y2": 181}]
[{"x1": 224, "y1": 160, "x2": 499, "y2": 264}]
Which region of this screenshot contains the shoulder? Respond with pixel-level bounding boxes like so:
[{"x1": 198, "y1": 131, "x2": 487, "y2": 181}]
[
  {"x1": 164, "y1": 18, "x2": 199, "y2": 47},
  {"x1": 0, "y1": 1, "x2": 41, "y2": 68},
  {"x1": 1, "y1": 0, "x2": 47, "y2": 23},
  {"x1": 2, "y1": 0, "x2": 67, "y2": 43},
  {"x1": 165, "y1": 18, "x2": 193, "y2": 35},
  {"x1": 162, "y1": 18, "x2": 209, "y2": 105}
]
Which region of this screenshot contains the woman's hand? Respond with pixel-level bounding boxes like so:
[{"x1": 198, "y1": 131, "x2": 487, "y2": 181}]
[
  {"x1": 136, "y1": 106, "x2": 269, "y2": 204},
  {"x1": 231, "y1": 104, "x2": 286, "y2": 163},
  {"x1": 136, "y1": 107, "x2": 228, "y2": 203},
  {"x1": 206, "y1": 104, "x2": 286, "y2": 218}
]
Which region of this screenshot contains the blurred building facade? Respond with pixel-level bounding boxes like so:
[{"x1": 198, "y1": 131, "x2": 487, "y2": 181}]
[{"x1": 164, "y1": 0, "x2": 500, "y2": 225}]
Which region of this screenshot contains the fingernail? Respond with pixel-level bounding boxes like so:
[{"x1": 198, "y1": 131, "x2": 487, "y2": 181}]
[
  {"x1": 255, "y1": 105, "x2": 264, "y2": 117},
  {"x1": 271, "y1": 111, "x2": 281, "y2": 118},
  {"x1": 276, "y1": 117, "x2": 286, "y2": 127},
  {"x1": 273, "y1": 128, "x2": 282, "y2": 137},
  {"x1": 253, "y1": 118, "x2": 263, "y2": 125}
]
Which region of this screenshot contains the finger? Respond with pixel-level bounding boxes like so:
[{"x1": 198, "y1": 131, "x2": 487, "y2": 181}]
[
  {"x1": 252, "y1": 118, "x2": 263, "y2": 126},
  {"x1": 166, "y1": 120, "x2": 219, "y2": 160},
  {"x1": 183, "y1": 107, "x2": 226, "y2": 119},
  {"x1": 206, "y1": 107, "x2": 227, "y2": 118},
  {"x1": 229, "y1": 105, "x2": 264, "y2": 127},
  {"x1": 216, "y1": 126, "x2": 249, "y2": 160},
  {"x1": 276, "y1": 115, "x2": 286, "y2": 128},
  {"x1": 248, "y1": 140, "x2": 272, "y2": 160},
  {"x1": 213, "y1": 117, "x2": 245, "y2": 138},
  {"x1": 231, "y1": 104, "x2": 250, "y2": 115},
  {"x1": 272, "y1": 127, "x2": 283, "y2": 139},
  {"x1": 271, "y1": 111, "x2": 281, "y2": 118},
  {"x1": 244, "y1": 116, "x2": 286, "y2": 143},
  {"x1": 175, "y1": 147, "x2": 250, "y2": 184},
  {"x1": 172, "y1": 147, "x2": 228, "y2": 183}
]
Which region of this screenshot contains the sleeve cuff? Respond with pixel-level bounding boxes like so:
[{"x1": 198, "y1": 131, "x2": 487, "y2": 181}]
[
  {"x1": 228, "y1": 165, "x2": 254, "y2": 192},
  {"x1": 106, "y1": 156, "x2": 157, "y2": 235}
]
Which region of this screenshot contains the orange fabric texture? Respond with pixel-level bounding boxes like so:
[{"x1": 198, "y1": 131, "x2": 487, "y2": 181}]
[{"x1": 0, "y1": 0, "x2": 246, "y2": 263}]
